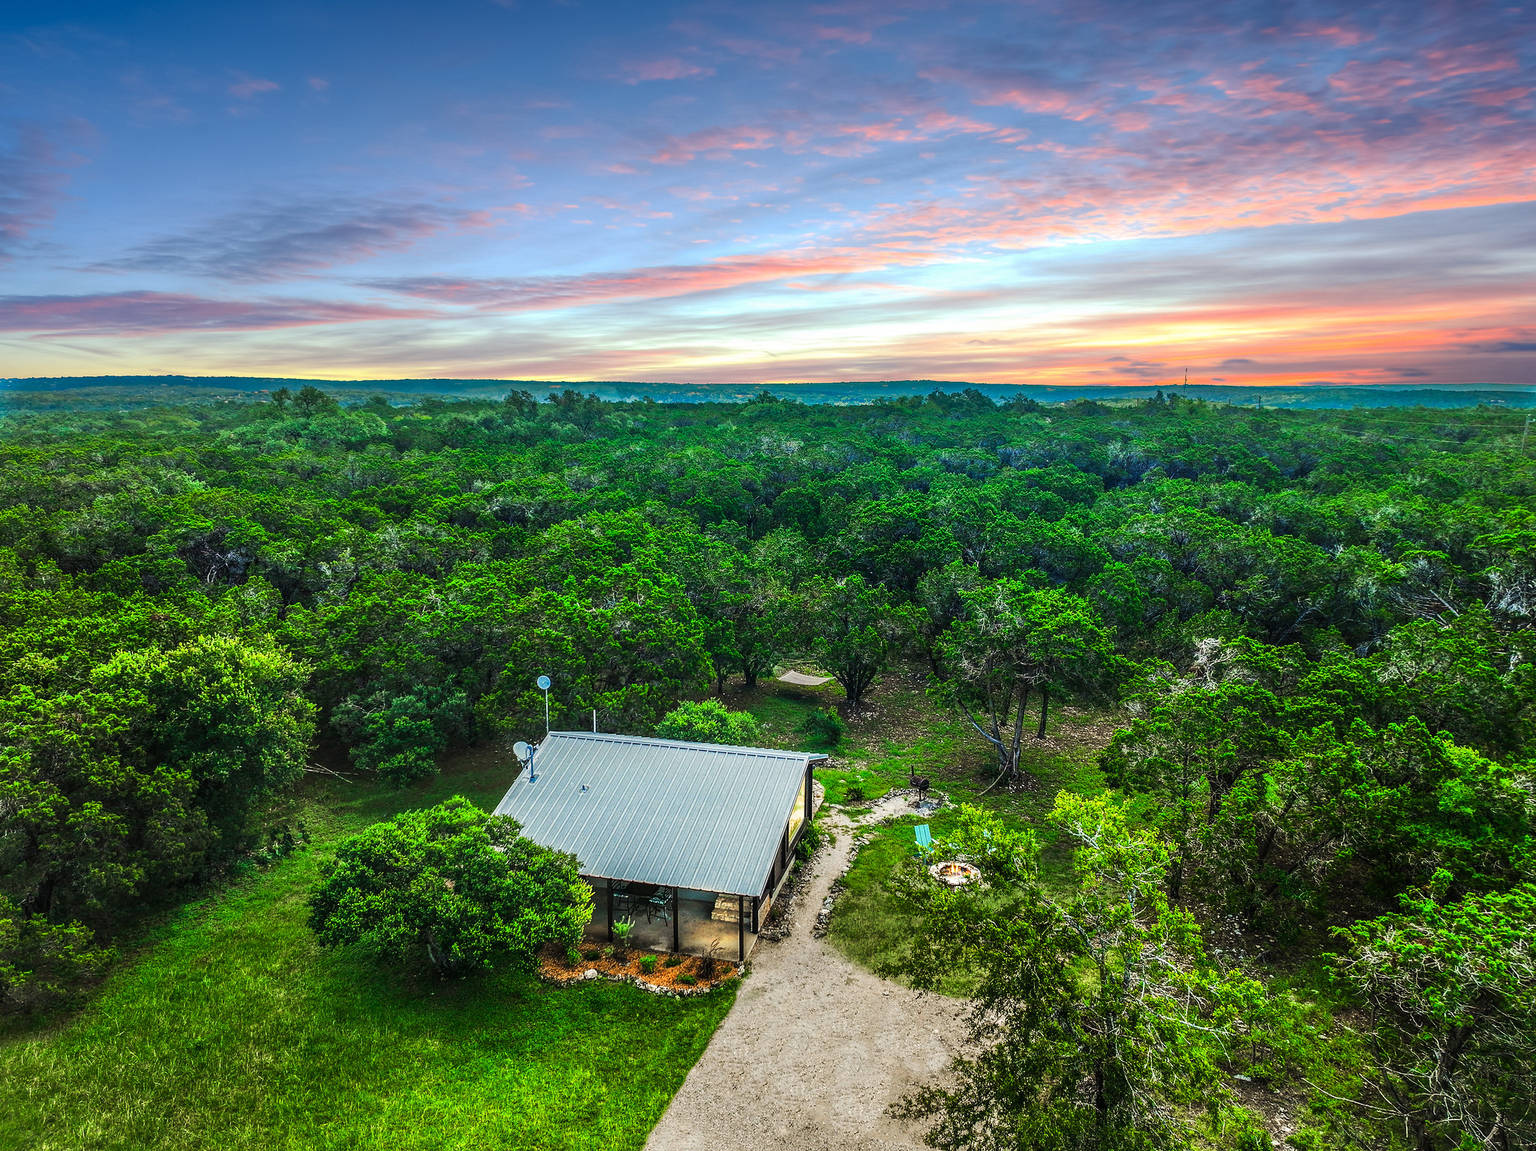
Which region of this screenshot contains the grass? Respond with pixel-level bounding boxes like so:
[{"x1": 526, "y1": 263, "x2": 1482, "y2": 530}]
[
  {"x1": 818, "y1": 667, "x2": 1113, "y2": 988},
  {"x1": 826, "y1": 814, "x2": 954, "y2": 995},
  {"x1": 0, "y1": 748, "x2": 735, "y2": 1151}
]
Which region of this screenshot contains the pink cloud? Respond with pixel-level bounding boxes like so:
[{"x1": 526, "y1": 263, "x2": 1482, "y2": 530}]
[
  {"x1": 1207, "y1": 69, "x2": 1326, "y2": 115},
  {"x1": 976, "y1": 85, "x2": 1083, "y2": 117},
  {"x1": 621, "y1": 57, "x2": 715, "y2": 83},
  {"x1": 922, "y1": 68, "x2": 1091, "y2": 120},
  {"x1": 836, "y1": 119, "x2": 917, "y2": 142},
  {"x1": 815, "y1": 26, "x2": 872, "y2": 44},
  {"x1": 368, "y1": 246, "x2": 930, "y2": 311},
  {"x1": 912, "y1": 110, "x2": 1005, "y2": 138},
  {"x1": 228, "y1": 74, "x2": 280, "y2": 100},
  {"x1": 1329, "y1": 45, "x2": 1518, "y2": 101},
  {"x1": 1293, "y1": 23, "x2": 1369, "y2": 47},
  {"x1": 647, "y1": 124, "x2": 778, "y2": 165}
]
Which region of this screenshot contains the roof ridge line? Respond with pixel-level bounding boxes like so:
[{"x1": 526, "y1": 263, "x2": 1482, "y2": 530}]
[{"x1": 543, "y1": 729, "x2": 814, "y2": 759}]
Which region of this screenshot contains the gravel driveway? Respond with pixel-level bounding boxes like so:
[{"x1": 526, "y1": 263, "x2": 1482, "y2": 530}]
[{"x1": 646, "y1": 795, "x2": 965, "y2": 1151}]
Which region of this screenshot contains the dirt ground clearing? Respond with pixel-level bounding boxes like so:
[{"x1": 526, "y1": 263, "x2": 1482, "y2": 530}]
[{"x1": 646, "y1": 795, "x2": 965, "y2": 1151}]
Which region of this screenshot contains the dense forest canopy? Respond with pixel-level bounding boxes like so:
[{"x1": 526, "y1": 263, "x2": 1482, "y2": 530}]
[{"x1": 2, "y1": 385, "x2": 1533, "y2": 1144}]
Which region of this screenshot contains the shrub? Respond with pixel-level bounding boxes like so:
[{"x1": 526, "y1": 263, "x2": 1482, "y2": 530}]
[
  {"x1": 332, "y1": 686, "x2": 470, "y2": 787},
  {"x1": 638, "y1": 954, "x2": 658, "y2": 974},
  {"x1": 0, "y1": 897, "x2": 115, "y2": 1015},
  {"x1": 799, "y1": 708, "x2": 846, "y2": 748},
  {"x1": 844, "y1": 784, "x2": 867, "y2": 803},
  {"x1": 664, "y1": 954, "x2": 684, "y2": 968},
  {"x1": 611, "y1": 916, "x2": 634, "y2": 956},
  {"x1": 564, "y1": 945, "x2": 582, "y2": 968},
  {"x1": 655, "y1": 699, "x2": 763, "y2": 746},
  {"x1": 375, "y1": 746, "x2": 439, "y2": 787},
  {"x1": 307, "y1": 796, "x2": 592, "y2": 977},
  {"x1": 675, "y1": 973, "x2": 698, "y2": 986},
  {"x1": 795, "y1": 820, "x2": 824, "y2": 862},
  {"x1": 582, "y1": 946, "x2": 600, "y2": 960}
]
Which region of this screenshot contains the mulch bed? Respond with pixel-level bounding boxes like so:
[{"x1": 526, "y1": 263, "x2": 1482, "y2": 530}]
[{"x1": 538, "y1": 946, "x2": 740, "y2": 993}]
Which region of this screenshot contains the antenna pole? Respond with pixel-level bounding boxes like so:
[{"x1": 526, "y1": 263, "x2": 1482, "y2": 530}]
[
  {"x1": 536, "y1": 673, "x2": 552, "y2": 734},
  {"x1": 592, "y1": 708, "x2": 597, "y2": 733}
]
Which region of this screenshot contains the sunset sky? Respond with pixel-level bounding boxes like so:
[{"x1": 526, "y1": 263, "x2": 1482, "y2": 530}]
[{"x1": 2, "y1": 0, "x2": 1533, "y2": 387}]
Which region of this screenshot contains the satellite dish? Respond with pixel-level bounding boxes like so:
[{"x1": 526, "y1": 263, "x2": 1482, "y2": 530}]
[
  {"x1": 513, "y1": 740, "x2": 531, "y2": 761},
  {"x1": 536, "y1": 674, "x2": 551, "y2": 691}
]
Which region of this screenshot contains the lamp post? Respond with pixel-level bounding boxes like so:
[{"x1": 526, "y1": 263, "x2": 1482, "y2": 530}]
[{"x1": 537, "y1": 674, "x2": 551, "y2": 733}]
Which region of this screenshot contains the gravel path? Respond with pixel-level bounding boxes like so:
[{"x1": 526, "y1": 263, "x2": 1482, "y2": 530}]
[{"x1": 646, "y1": 795, "x2": 965, "y2": 1151}]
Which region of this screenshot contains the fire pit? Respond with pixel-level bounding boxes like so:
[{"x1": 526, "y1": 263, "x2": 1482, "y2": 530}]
[{"x1": 928, "y1": 860, "x2": 981, "y2": 887}]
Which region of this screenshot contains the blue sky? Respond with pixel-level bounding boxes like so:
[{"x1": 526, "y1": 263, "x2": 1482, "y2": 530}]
[{"x1": 2, "y1": 0, "x2": 1534, "y2": 386}]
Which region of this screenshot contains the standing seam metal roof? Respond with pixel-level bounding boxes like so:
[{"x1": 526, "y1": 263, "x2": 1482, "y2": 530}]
[{"x1": 492, "y1": 731, "x2": 820, "y2": 896}]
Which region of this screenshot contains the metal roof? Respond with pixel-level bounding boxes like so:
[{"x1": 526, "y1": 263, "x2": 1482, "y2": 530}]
[{"x1": 493, "y1": 731, "x2": 821, "y2": 896}]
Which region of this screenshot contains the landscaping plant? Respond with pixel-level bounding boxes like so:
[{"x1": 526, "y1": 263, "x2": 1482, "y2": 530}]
[
  {"x1": 799, "y1": 708, "x2": 848, "y2": 748},
  {"x1": 611, "y1": 916, "x2": 635, "y2": 957},
  {"x1": 307, "y1": 797, "x2": 592, "y2": 977}
]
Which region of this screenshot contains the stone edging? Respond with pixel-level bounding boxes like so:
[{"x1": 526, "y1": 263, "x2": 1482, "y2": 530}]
[
  {"x1": 810, "y1": 790, "x2": 944, "y2": 938},
  {"x1": 811, "y1": 874, "x2": 847, "y2": 938},
  {"x1": 758, "y1": 859, "x2": 812, "y2": 942}
]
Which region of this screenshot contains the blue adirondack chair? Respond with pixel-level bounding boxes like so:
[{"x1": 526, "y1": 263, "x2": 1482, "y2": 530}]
[{"x1": 914, "y1": 824, "x2": 933, "y2": 855}]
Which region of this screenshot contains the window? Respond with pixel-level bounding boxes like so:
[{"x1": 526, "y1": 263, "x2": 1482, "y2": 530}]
[{"x1": 786, "y1": 772, "x2": 807, "y2": 843}]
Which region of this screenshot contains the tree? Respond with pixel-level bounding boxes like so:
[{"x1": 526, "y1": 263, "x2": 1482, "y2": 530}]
[
  {"x1": 1371, "y1": 604, "x2": 1535, "y2": 758},
  {"x1": 1109, "y1": 670, "x2": 1533, "y2": 932},
  {"x1": 308, "y1": 797, "x2": 592, "y2": 977},
  {"x1": 480, "y1": 565, "x2": 710, "y2": 734},
  {"x1": 292, "y1": 384, "x2": 338, "y2": 416},
  {"x1": 891, "y1": 794, "x2": 1263, "y2": 1151},
  {"x1": 1102, "y1": 679, "x2": 1284, "y2": 906},
  {"x1": 93, "y1": 635, "x2": 316, "y2": 848},
  {"x1": 798, "y1": 574, "x2": 909, "y2": 710},
  {"x1": 0, "y1": 635, "x2": 315, "y2": 927},
  {"x1": 332, "y1": 688, "x2": 468, "y2": 786},
  {"x1": 655, "y1": 699, "x2": 763, "y2": 745},
  {"x1": 1329, "y1": 877, "x2": 1536, "y2": 1151},
  {"x1": 939, "y1": 580, "x2": 1113, "y2": 785},
  {"x1": 916, "y1": 560, "x2": 982, "y2": 673},
  {"x1": 835, "y1": 492, "x2": 957, "y2": 596}
]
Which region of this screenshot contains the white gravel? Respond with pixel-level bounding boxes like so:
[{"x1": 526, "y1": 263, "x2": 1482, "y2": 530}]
[{"x1": 646, "y1": 795, "x2": 965, "y2": 1151}]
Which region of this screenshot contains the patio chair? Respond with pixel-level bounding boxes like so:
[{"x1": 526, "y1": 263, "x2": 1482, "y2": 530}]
[
  {"x1": 914, "y1": 824, "x2": 933, "y2": 855},
  {"x1": 645, "y1": 893, "x2": 671, "y2": 924}
]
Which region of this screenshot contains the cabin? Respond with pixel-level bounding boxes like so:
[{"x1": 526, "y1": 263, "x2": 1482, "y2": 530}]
[{"x1": 493, "y1": 730, "x2": 825, "y2": 960}]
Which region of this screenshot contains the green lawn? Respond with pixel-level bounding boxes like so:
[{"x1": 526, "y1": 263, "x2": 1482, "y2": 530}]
[
  {"x1": 0, "y1": 750, "x2": 735, "y2": 1151},
  {"x1": 818, "y1": 670, "x2": 1111, "y2": 986}
]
